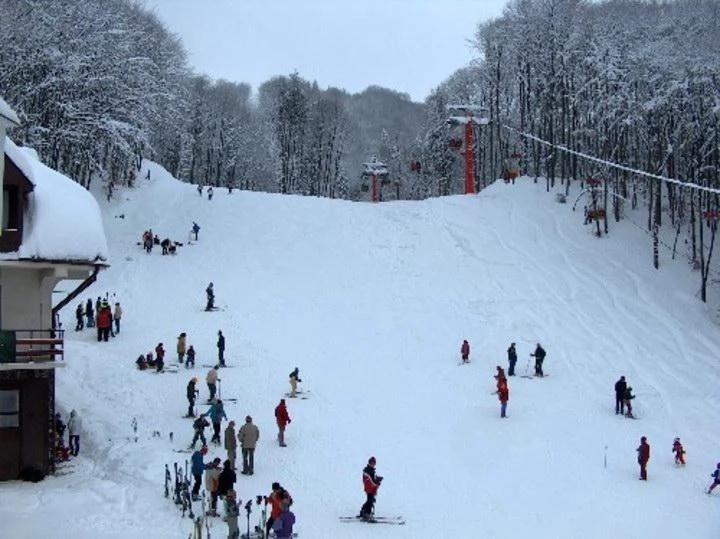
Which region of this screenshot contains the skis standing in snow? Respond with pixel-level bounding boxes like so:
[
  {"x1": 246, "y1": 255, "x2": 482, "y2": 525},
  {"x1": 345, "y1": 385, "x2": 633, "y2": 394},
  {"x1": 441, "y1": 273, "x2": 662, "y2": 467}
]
[
  {"x1": 359, "y1": 456, "x2": 383, "y2": 521},
  {"x1": 460, "y1": 339, "x2": 470, "y2": 364},
  {"x1": 507, "y1": 342, "x2": 517, "y2": 376}
]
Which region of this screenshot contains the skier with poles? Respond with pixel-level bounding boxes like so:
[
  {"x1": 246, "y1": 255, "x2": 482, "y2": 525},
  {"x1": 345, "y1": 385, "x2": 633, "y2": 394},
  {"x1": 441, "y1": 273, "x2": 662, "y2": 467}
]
[
  {"x1": 530, "y1": 343, "x2": 546, "y2": 376},
  {"x1": 359, "y1": 456, "x2": 383, "y2": 522}
]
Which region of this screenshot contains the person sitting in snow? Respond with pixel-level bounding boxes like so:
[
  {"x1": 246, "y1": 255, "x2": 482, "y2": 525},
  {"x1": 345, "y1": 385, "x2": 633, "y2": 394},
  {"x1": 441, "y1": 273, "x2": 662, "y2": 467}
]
[
  {"x1": 192, "y1": 221, "x2": 200, "y2": 241},
  {"x1": 145, "y1": 351, "x2": 156, "y2": 368},
  {"x1": 135, "y1": 354, "x2": 148, "y2": 370}
]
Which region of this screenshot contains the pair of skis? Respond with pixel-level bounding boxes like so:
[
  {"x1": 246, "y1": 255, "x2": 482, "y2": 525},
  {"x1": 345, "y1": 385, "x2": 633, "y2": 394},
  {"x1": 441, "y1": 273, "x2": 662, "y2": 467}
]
[{"x1": 339, "y1": 515, "x2": 405, "y2": 525}]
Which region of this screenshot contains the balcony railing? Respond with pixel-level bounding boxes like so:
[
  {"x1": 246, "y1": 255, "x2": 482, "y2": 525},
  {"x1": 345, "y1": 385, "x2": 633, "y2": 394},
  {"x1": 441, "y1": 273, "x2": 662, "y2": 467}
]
[{"x1": 0, "y1": 329, "x2": 65, "y2": 363}]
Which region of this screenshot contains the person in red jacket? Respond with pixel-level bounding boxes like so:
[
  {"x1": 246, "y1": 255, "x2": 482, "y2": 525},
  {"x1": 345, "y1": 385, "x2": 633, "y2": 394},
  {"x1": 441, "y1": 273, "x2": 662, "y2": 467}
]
[
  {"x1": 96, "y1": 304, "x2": 112, "y2": 342},
  {"x1": 460, "y1": 340, "x2": 470, "y2": 363},
  {"x1": 359, "y1": 456, "x2": 383, "y2": 521},
  {"x1": 497, "y1": 380, "x2": 509, "y2": 418},
  {"x1": 274, "y1": 399, "x2": 291, "y2": 447},
  {"x1": 265, "y1": 482, "x2": 292, "y2": 536},
  {"x1": 672, "y1": 437, "x2": 686, "y2": 466},
  {"x1": 637, "y1": 436, "x2": 650, "y2": 480},
  {"x1": 154, "y1": 343, "x2": 165, "y2": 373}
]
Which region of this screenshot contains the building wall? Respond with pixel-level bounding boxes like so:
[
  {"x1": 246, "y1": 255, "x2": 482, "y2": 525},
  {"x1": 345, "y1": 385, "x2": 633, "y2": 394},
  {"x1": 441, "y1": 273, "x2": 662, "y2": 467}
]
[{"x1": 0, "y1": 266, "x2": 56, "y2": 329}]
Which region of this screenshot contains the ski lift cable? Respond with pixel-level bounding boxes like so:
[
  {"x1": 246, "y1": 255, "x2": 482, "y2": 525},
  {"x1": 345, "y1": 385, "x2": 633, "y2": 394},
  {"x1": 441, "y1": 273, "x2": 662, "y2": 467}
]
[{"x1": 502, "y1": 124, "x2": 720, "y2": 196}]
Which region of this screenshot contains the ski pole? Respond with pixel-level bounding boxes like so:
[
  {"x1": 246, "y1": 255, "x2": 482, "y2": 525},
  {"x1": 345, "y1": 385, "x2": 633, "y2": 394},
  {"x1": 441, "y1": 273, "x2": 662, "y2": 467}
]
[{"x1": 218, "y1": 379, "x2": 222, "y2": 400}]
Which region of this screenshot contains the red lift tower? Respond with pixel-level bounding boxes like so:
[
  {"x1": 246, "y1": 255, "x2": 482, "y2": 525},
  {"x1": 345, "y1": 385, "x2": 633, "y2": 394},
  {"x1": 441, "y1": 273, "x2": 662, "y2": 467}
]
[{"x1": 446, "y1": 105, "x2": 490, "y2": 195}]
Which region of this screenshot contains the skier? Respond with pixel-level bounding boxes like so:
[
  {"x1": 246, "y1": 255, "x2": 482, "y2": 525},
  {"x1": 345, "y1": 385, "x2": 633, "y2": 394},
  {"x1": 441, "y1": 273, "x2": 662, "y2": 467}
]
[
  {"x1": 507, "y1": 342, "x2": 517, "y2": 376},
  {"x1": 624, "y1": 386, "x2": 636, "y2": 418},
  {"x1": 203, "y1": 399, "x2": 228, "y2": 445},
  {"x1": 205, "y1": 282, "x2": 215, "y2": 311},
  {"x1": 637, "y1": 436, "x2": 650, "y2": 480},
  {"x1": 272, "y1": 498, "x2": 296, "y2": 538},
  {"x1": 177, "y1": 332, "x2": 187, "y2": 364},
  {"x1": 207, "y1": 365, "x2": 220, "y2": 402},
  {"x1": 112, "y1": 302, "x2": 122, "y2": 334},
  {"x1": 225, "y1": 489, "x2": 240, "y2": 538},
  {"x1": 224, "y1": 420, "x2": 237, "y2": 470},
  {"x1": 672, "y1": 438, "x2": 686, "y2": 466},
  {"x1": 708, "y1": 463, "x2": 720, "y2": 494},
  {"x1": 192, "y1": 221, "x2": 200, "y2": 241},
  {"x1": 85, "y1": 298, "x2": 95, "y2": 328},
  {"x1": 266, "y1": 483, "x2": 293, "y2": 537},
  {"x1": 497, "y1": 380, "x2": 509, "y2": 418},
  {"x1": 186, "y1": 377, "x2": 198, "y2": 418},
  {"x1": 274, "y1": 399, "x2": 291, "y2": 447},
  {"x1": 191, "y1": 416, "x2": 210, "y2": 449},
  {"x1": 67, "y1": 409, "x2": 82, "y2": 456},
  {"x1": 238, "y1": 415, "x2": 260, "y2": 475},
  {"x1": 155, "y1": 342, "x2": 165, "y2": 373},
  {"x1": 186, "y1": 345, "x2": 196, "y2": 368},
  {"x1": 205, "y1": 457, "x2": 222, "y2": 516},
  {"x1": 217, "y1": 330, "x2": 226, "y2": 367},
  {"x1": 289, "y1": 367, "x2": 302, "y2": 397},
  {"x1": 191, "y1": 446, "x2": 208, "y2": 500},
  {"x1": 359, "y1": 456, "x2": 383, "y2": 521},
  {"x1": 75, "y1": 303, "x2": 84, "y2": 331},
  {"x1": 530, "y1": 343, "x2": 546, "y2": 376},
  {"x1": 614, "y1": 376, "x2": 627, "y2": 415},
  {"x1": 207, "y1": 186, "x2": 214, "y2": 200},
  {"x1": 460, "y1": 339, "x2": 470, "y2": 363}
]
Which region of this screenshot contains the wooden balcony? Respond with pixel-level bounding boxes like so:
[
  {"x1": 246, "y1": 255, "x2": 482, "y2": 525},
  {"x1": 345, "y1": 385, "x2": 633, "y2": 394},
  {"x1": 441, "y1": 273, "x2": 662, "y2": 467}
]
[{"x1": 0, "y1": 329, "x2": 65, "y2": 371}]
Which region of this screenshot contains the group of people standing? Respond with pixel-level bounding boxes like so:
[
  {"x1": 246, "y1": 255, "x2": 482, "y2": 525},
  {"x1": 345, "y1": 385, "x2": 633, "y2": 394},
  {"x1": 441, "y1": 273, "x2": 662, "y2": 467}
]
[{"x1": 75, "y1": 296, "x2": 122, "y2": 342}]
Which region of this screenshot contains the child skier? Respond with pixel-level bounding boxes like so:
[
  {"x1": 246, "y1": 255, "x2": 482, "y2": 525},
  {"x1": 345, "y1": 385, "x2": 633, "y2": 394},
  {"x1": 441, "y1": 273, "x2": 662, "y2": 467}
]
[
  {"x1": 672, "y1": 437, "x2": 686, "y2": 466},
  {"x1": 359, "y1": 456, "x2": 383, "y2": 521}
]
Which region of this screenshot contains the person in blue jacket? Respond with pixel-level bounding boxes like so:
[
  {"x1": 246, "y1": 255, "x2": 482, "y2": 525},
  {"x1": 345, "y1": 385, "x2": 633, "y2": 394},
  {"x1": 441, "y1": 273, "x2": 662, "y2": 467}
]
[
  {"x1": 191, "y1": 446, "x2": 208, "y2": 500},
  {"x1": 203, "y1": 400, "x2": 228, "y2": 445}
]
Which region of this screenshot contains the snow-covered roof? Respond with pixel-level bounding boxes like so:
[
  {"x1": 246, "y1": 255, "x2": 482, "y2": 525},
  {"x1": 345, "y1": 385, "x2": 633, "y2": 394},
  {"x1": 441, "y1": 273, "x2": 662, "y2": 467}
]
[
  {"x1": 447, "y1": 115, "x2": 491, "y2": 126},
  {"x1": 362, "y1": 161, "x2": 389, "y2": 176},
  {"x1": 0, "y1": 138, "x2": 109, "y2": 265},
  {"x1": 0, "y1": 97, "x2": 20, "y2": 126}
]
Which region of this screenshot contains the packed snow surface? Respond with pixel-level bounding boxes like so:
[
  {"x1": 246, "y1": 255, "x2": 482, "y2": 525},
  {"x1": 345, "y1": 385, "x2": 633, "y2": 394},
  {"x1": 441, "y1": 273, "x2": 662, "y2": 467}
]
[{"x1": 2, "y1": 163, "x2": 719, "y2": 538}]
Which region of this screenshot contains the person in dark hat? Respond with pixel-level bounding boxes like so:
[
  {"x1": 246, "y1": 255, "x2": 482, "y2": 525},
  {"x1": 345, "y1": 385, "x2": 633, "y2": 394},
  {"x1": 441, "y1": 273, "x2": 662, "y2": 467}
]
[
  {"x1": 507, "y1": 342, "x2": 517, "y2": 376},
  {"x1": 614, "y1": 376, "x2": 627, "y2": 415},
  {"x1": 360, "y1": 456, "x2": 383, "y2": 521}
]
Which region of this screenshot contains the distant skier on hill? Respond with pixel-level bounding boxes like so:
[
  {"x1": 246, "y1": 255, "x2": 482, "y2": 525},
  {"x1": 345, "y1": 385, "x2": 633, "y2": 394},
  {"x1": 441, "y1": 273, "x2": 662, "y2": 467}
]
[
  {"x1": 624, "y1": 386, "x2": 636, "y2": 419},
  {"x1": 217, "y1": 330, "x2": 226, "y2": 367},
  {"x1": 672, "y1": 438, "x2": 686, "y2": 466},
  {"x1": 192, "y1": 221, "x2": 200, "y2": 241},
  {"x1": 197, "y1": 184, "x2": 203, "y2": 196},
  {"x1": 507, "y1": 342, "x2": 517, "y2": 376},
  {"x1": 274, "y1": 399, "x2": 291, "y2": 447},
  {"x1": 708, "y1": 463, "x2": 720, "y2": 494},
  {"x1": 207, "y1": 186, "x2": 214, "y2": 200},
  {"x1": 497, "y1": 380, "x2": 509, "y2": 418},
  {"x1": 186, "y1": 345, "x2": 196, "y2": 368},
  {"x1": 460, "y1": 339, "x2": 470, "y2": 363},
  {"x1": 637, "y1": 436, "x2": 650, "y2": 480},
  {"x1": 530, "y1": 343, "x2": 546, "y2": 376},
  {"x1": 205, "y1": 282, "x2": 215, "y2": 311}
]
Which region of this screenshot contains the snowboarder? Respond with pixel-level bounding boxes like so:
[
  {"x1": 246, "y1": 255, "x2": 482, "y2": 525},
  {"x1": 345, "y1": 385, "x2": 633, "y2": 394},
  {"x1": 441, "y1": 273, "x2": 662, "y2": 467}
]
[
  {"x1": 202, "y1": 399, "x2": 228, "y2": 445},
  {"x1": 186, "y1": 377, "x2": 198, "y2": 417},
  {"x1": 205, "y1": 282, "x2": 215, "y2": 311},
  {"x1": 217, "y1": 330, "x2": 226, "y2": 367},
  {"x1": 207, "y1": 186, "x2": 214, "y2": 200},
  {"x1": 85, "y1": 298, "x2": 95, "y2": 328},
  {"x1": 225, "y1": 489, "x2": 240, "y2": 538},
  {"x1": 637, "y1": 436, "x2": 650, "y2": 480},
  {"x1": 191, "y1": 416, "x2": 210, "y2": 449},
  {"x1": 360, "y1": 456, "x2": 383, "y2": 521},
  {"x1": 177, "y1": 332, "x2": 187, "y2": 364},
  {"x1": 460, "y1": 339, "x2": 470, "y2": 363},
  {"x1": 497, "y1": 380, "x2": 509, "y2": 418},
  {"x1": 708, "y1": 463, "x2": 720, "y2": 494},
  {"x1": 530, "y1": 343, "x2": 546, "y2": 376},
  {"x1": 224, "y1": 420, "x2": 237, "y2": 470},
  {"x1": 191, "y1": 446, "x2": 208, "y2": 499},
  {"x1": 266, "y1": 483, "x2": 293, "y2": 537},
  {"x1": 274, "y1": 399, "x2": 291, "y2": 447},
  {"x1": 624, "y1": 386, "x2": 636, "y2": 418},
  {"x1": 507, "y1": 342, "x2": 517, "y2": 376},
  {"x1": 207, "y1": 365, "x2": 220, "y2": 401},
  {"x1": 192, "y1": 221, "x2": 200, "y2": 241},
  {"x1": 614, "y1": 376, "x2": 627, "y2": 415},
  {"x1": 112, "y1": 302, "x2": 122, "y2": 334},
  {"x1": 272, "y1": 498, "x2": 296, "y2": 538},
  {"x1": 238, "y1": 415, "x2": 260, "y2": 475},
  {"x1": 75, "y1": 303, "x2": 84, "y2": 331},
  {"x1": 289, "y1": 367, "x2": 302, "y2": 397},
  {"x1": 67, "y1": 409, "x2": 82, "y2": 456},
  {"x1": 186, "y1": 345, "x2": 196, "y2": 368},
  {"x1": 672, "y1": 438, "x2": 686, "y2": 466},
  {"x1": 155, "y1": 342, "x2": 165, "y2": 373}
]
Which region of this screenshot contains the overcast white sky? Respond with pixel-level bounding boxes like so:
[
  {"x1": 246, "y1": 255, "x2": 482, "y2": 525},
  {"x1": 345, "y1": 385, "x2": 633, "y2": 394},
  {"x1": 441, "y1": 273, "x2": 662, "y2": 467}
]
[{"x1": 143, "y1": 0, "x2": 508, "y2": 103}]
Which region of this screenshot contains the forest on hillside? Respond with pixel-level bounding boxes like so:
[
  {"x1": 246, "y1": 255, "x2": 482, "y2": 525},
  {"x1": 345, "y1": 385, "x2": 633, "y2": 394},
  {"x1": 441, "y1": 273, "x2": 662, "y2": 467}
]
[{"x1": 0, "y1": 1, "x2": 718, "y2": 246}]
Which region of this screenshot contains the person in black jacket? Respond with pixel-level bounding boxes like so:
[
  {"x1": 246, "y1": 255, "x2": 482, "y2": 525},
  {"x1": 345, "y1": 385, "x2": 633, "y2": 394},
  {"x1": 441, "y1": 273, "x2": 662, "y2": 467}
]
[
  {"x1": 624, "y1": 386, "x2": 636, "y2": 418},
  {"x1": 186, "y1": 377, "x2": 198, "y2": 417},
  {"x1": 507, "y1": 343, "x2": 518, "y2": 376},
  {"x1": 614, "y1": 376, "x2": 627, "y2": 415},
  {"x1": 217, "y1": 330, "x2": 226, "y2": 367},
  {"x1": 217, "y1": 459, "x2": 237, "y2": 501},
  {"x1": 530, "y1": 343, "x2": 546, "y2": 376}
]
